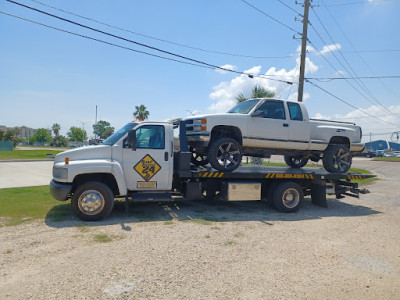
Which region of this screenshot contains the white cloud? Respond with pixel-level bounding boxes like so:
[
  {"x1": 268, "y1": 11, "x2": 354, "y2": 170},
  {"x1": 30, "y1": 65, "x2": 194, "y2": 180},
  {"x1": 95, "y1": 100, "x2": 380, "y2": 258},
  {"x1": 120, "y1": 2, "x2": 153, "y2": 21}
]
[
  {"x1": 301, "y1": 44, "x2": 342, "y2": 55},
  {"x1": 312, "y1": 104, "x2": 400, "y2": 143},
  {"x1": 320, "y1": 44, "x2": 342, "y2": 54},
  {"x1": 215, "y1": 64, "x2": 237, "y2": 74},
  {"x1": 208, "y1": 57, "x2": 318, "y2": 113}
]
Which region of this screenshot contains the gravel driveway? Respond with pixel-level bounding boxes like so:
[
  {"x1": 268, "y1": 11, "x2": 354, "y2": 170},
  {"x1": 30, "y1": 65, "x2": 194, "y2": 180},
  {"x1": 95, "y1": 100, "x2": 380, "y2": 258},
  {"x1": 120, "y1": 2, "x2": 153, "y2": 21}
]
[{"x1": 1, "y1": 159, "x2": 399, "y2": 299}]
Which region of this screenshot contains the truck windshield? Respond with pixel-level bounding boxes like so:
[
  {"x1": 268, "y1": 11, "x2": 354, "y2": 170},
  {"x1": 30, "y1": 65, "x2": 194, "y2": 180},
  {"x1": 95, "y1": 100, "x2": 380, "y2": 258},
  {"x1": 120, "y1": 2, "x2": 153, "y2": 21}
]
[
  {"x1": 227, "y1": 99, "x2": 260, "y2": 114},
  {"x1": 102, "y1": 122, "x2": 137, "y2": 146}
]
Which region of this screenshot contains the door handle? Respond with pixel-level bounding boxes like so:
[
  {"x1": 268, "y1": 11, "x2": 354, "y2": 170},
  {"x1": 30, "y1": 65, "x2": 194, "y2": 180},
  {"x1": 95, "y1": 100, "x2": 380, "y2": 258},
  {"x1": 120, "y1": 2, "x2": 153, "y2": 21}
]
[
  {"x1": 283, "y1": 123, "x2": 289, "y2": 127},
  {"x1": 164, "y1": 151, "x2": 169, "y2": 161}
]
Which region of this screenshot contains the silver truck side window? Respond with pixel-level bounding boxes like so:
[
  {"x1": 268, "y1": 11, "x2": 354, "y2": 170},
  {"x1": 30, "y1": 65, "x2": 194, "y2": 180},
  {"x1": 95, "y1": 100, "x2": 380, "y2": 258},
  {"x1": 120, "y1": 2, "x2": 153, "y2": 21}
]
[
  {"x1": 136, "y1": 125, "x2": 165, "y2": 149},
  {"x1": 257, "y1": 100, "x2": 286, "y2": 120},
  {"x1": 287, "y1": 102, "x2": 303, "y2": 121}
]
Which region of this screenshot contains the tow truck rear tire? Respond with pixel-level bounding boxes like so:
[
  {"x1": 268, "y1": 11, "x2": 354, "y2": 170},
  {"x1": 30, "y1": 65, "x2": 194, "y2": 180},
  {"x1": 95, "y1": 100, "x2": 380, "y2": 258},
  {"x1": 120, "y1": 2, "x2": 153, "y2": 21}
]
[
  {"x1": 71, "y1": 181, "x2": 114, "y2": 221},
  {"x1": 272, "y1": 182, "x2": 304, "y2": 213}
]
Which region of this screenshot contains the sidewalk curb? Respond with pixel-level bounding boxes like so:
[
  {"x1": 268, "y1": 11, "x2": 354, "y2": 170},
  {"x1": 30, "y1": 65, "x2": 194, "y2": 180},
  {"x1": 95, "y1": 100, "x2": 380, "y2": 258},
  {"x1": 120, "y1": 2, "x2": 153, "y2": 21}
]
[{"x1": 0, "y1": 159, "x2": 54, "y2": 163}]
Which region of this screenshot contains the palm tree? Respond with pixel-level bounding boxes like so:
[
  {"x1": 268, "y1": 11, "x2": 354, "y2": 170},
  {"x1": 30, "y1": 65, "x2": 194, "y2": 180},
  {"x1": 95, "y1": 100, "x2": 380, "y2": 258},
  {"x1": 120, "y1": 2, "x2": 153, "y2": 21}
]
[
  {"x1": 236, "y1": 85, "x2": 276, "y2": 103},
  {"x1": 133, "y1": 105, "x2": 150, "y2": 121},
  {"x1": 52, "y1": 123, "x2": 61, "y2": 146},
  {"x1": 52, "y1": 123, "x2": 61, "y2": 137}
]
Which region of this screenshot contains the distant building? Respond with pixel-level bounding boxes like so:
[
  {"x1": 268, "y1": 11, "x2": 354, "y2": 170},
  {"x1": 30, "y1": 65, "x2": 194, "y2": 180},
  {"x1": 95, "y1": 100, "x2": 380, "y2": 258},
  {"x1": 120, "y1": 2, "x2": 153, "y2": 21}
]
[
  {"x1": 0, "y1": 125, "x2": 51, "y2": 139},
  {"x1": 364, "y1": 140, "x2": 400, "y2": 151}
]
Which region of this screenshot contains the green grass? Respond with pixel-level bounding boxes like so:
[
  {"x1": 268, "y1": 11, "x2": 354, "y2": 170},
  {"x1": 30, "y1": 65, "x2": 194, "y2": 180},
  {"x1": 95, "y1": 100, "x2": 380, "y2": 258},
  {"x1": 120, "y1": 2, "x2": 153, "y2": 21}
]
[
  {"x1": 92, "y1": 233, "x2": 124, "y2": 243},
  {"x1": 0, "y1": 186, "x2": 70, "y2": 226},
  {"x1": 93, "y1": 233, "x2": 113, "y2": 243},
  {"x1": 373, "y1": 157, "x2": 400, "y2": 162},
  {"x1": 0, "y1": 150, "x2": 64, "y2": 160}
]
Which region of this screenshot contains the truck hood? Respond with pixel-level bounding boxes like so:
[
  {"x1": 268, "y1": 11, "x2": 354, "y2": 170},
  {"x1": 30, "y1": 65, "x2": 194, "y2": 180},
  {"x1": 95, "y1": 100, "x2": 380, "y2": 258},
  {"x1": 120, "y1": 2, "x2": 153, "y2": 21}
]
[
  {"x1": 54, "y1": 145, "x2": 112, "y2": 163},
  {"x1": 186, "y1": 113, "x2": 245, "y2": 120}
]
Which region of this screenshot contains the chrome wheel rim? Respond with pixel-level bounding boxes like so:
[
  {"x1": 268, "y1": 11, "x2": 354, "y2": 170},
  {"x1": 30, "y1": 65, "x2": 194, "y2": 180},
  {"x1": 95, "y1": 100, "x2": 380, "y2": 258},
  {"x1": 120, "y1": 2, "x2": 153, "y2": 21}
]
[
  {"x1": 216, "y1": 142, "x2": 241, "y2": 168},
  {"x1": 78, "y1": 190, "x2": 105, "y2": 215},
  {"x1": 282, "y1": 188, "x2": 300, "y2": 208},
  {"x1": 333, "y1": 148, "x2": 351, "y2": 172}
]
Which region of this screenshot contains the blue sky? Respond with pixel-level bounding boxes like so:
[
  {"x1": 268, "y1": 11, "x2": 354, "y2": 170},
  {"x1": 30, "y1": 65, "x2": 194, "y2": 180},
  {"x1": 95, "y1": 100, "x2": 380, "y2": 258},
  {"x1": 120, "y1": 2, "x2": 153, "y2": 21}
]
[{"x1": 1, "y1": 0, "x2": 399, "y2": 142}]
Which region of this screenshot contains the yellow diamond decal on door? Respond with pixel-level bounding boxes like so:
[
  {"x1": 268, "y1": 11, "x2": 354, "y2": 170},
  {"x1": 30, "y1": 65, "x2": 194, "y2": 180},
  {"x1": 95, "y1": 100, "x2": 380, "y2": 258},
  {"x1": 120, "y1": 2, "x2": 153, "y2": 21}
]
[{"x1": 134, "y1": 155, "x2": 161, "y2": 181}]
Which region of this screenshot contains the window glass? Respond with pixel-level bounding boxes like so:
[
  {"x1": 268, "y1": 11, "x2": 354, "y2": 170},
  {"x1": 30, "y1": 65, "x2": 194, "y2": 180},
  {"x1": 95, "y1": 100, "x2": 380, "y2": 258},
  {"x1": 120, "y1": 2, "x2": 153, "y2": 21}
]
[
  {"x1": 288, "y1": 102, "x2": 303, "y2": 121},
  {"x1": 103, "y1": 122, "x2": 137, "y2": 146},
  {"x1": 256, "y1": 100, "x2": 286, "y2": 120},
  {"x1": 227, "y1": 99, "x2": 260, "y2": 114},
  {"x1": 136, "y1": 125, "x2": 165, "y2": 149}
]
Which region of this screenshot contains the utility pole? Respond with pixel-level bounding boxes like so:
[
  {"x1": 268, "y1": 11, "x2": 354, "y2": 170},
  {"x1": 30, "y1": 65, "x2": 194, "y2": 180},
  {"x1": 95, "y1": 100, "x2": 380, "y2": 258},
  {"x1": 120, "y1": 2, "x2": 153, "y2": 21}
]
[{"x1": 297, "y1": 0, "x2": 311, "y2": 102}]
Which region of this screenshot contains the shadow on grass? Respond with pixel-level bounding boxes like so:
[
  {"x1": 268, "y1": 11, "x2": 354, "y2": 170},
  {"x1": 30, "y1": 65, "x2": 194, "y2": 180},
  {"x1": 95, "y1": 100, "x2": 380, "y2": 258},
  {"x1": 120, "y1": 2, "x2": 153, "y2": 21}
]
[{"x1": 44, "y1": 196, "x2": 381, "y2": 229}]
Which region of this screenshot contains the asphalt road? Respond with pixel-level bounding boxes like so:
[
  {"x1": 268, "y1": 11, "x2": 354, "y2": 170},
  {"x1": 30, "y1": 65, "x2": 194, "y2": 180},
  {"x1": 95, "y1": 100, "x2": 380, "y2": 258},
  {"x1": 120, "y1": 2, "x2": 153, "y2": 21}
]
[{"x1": 0, "y1": 161, "x2": 53, "y2": 189}]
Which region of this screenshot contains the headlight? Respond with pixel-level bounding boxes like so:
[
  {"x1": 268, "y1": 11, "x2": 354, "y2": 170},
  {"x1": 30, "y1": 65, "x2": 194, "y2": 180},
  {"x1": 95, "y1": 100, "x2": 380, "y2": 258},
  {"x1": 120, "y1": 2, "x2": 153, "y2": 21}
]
[
  {"x1": 193, "y1": 119, "x2": 207, "y2": 131},
  {"x1": 53, "y1": 167, "x2": 68, "y2": 180}
]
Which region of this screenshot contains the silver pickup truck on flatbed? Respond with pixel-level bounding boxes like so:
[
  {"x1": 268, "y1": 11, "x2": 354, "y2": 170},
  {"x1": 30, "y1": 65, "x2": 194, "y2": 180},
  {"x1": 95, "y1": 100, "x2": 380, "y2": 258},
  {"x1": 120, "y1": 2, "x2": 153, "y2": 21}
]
[{"x1": 184, "y1": 98, "x2": 364, "y2": 173}]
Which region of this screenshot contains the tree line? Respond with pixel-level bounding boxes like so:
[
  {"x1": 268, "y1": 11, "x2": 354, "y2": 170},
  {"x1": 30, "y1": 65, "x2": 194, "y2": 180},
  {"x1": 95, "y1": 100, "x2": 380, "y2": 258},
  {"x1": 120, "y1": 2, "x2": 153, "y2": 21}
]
[{"x1": 0, "y1": 105, "x2": 151, "y2": 147}]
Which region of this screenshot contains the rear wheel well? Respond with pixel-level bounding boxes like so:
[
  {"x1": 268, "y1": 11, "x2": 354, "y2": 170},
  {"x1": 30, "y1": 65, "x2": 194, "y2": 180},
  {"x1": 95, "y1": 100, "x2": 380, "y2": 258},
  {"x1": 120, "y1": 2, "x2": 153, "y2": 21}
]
[
  {"x1": 328, "y1": 136, "x2": 350, "y2": 148},
  {"x1": 72, "y1": 173, "x2": 119, "y2": 196},
  {"x1": 210, "y1": 126, "x2": 242, "y2": 145}
]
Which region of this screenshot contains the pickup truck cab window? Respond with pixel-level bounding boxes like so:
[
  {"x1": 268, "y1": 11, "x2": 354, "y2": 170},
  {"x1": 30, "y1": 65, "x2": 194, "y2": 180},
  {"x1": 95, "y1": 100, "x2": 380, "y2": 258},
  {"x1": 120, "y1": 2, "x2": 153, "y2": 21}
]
[
  {"x1": 287, "y1": 102, "x2": 303, "y2": 121},
  {"x1": 136, "y1": 125, "x2": 165, "y2": 149},
  {"x1": 227, "y1": 99, "x2": 260, "y2": 114},
  {"x1": 257, "y1": 100, "x2": 286, "y2": 120}
]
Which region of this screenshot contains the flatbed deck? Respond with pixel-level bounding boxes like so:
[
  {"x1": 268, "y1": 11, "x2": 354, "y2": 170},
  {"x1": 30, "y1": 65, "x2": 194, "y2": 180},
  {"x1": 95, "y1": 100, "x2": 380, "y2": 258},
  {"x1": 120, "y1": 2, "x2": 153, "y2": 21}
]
[{"x1": 179, "y1": 165, "x2": 374, "y2": 181}]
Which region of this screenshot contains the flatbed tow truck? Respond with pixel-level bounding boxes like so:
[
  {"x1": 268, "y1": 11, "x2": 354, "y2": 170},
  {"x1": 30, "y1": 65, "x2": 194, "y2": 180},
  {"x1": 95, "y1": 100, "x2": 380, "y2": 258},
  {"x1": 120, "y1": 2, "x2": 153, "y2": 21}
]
[{"x1": 50, "y1": 121, "x2": 374, "y2": 221}]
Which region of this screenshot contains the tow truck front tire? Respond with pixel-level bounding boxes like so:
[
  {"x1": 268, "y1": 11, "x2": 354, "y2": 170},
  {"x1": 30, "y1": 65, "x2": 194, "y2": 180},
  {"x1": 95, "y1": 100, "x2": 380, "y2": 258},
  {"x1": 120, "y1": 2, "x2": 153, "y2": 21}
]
[
  {"x1": 273, "y1": 182, "x2": 304, "y2": 213},
  {"x1": 71, "y1": 181, "x2": 114, "y2": 221}
]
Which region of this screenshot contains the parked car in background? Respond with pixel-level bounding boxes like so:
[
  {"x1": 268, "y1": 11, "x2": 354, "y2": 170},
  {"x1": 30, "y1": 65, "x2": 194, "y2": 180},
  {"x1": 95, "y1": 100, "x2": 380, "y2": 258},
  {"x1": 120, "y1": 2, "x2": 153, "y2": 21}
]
[
  {"x1": 384, "y1": 151, "x2": 400, "y2": 157},
  {"x1": 354, "y1": 149, "x2": 376, "y2": 158},
  {"x1": 376, "y1": 150, "x2": 384, "y2": 157}
]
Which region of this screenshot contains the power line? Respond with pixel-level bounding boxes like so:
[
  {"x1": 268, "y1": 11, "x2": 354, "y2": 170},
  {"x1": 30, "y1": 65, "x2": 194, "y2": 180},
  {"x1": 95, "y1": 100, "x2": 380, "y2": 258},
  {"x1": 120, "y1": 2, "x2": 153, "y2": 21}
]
[
  {"x1": 276, "y1": 0, "x2": 302, "y2": 16},
  {"x1": 5, "y1": 0, "x2": 293, "y2": 84},
  {"x1": 321, "y1": 0, "x2": 400, "y2": 101},
  {"x1": 306, "y1": 76, "x2": 400, "y2": 81},
  {"x1": 0, "y1": 11, "x2": 215, "y2": 70},
  {"x1": 310, "y1": 6, "x2": 393, "y2": 116},
  {"x1": 0, "y1": 9, "x2": 293, "y2": 87},
  {"x1": 324, "y1": 0, "x2": 395, "y2": 7},
  {"x1": 306, "y1": 79, "x2": 400, "y2": 127},
  {"x1": 239, "y1": 0, "x2": 301, "y2": 34},
  {"x1": 26, "y1": 0, "x2": 292, "y2": 60},
  {"x1": 307, "y1": 30, "x2": 395, "y2": 118}
]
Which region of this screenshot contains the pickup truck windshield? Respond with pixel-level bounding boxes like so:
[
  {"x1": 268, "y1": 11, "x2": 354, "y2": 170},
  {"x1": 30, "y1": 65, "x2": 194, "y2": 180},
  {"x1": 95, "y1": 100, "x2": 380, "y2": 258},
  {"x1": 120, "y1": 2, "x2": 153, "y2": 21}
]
[
  {"x1": 227, "y1": 99, "x2": 260, "y2": 114},
  {"x1": 103, "y1": 122, "x2": 137, "y2": 146}
]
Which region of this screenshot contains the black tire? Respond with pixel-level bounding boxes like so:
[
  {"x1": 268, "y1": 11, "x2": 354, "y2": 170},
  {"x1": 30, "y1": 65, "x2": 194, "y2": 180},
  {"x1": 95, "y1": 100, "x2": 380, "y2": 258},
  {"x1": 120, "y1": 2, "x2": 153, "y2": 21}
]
[
  {"x1": 190, "y1": 147, "x2": 209, "y2": 166},
  {"x1": 273, "y1": 182, "x2": 304, "y2": 213},
  {"x1": 323, "y1": 144, "x2": 352, "y2": 173},
  {"x1": 284, "y1": 155, "x2": 309, "y2": 168},
  {"x1": 208, "y1": 137, "x2": 243, "y2": 172},
  {"x1": 71, "y1": 181, "x2": 114, "y2": 221}
]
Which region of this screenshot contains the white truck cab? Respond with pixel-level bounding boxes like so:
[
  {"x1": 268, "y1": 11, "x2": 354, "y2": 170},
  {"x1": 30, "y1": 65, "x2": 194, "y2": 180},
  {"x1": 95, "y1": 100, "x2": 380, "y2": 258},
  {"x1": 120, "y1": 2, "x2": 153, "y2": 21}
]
[{"x1": 51, "y1": 121, "x2": 174, "y2": 220}]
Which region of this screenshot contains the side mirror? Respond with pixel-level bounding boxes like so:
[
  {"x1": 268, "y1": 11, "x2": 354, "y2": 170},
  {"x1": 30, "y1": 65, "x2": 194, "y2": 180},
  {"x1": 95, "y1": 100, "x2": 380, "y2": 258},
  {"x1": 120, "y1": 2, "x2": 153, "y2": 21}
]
[
  {"x1": 251, "y1": 110, "x2": 264, "y2": 118},
  {"x1": 127, "y1": 130, "x2": 137, "y2": 151}
]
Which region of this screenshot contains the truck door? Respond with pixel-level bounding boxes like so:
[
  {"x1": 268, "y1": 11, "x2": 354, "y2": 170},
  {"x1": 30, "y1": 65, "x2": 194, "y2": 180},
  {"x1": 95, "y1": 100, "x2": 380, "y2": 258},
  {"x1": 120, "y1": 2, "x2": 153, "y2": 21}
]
[
  {"x1": 122, "y1": 124, "x2": 173, "y2": 191},
  {"x1": 286, "y1": 102, "x2": 311, "y2": 150},
  {"x1": 246, "y1": 100, "x2": 289, "y2": 149}
]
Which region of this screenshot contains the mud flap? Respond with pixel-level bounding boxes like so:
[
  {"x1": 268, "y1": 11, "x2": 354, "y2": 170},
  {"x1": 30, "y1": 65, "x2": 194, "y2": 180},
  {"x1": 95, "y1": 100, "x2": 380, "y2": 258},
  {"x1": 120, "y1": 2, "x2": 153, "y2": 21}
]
[{"x1": 311, "y1": 179, "x2": 328, "y2": 208}]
